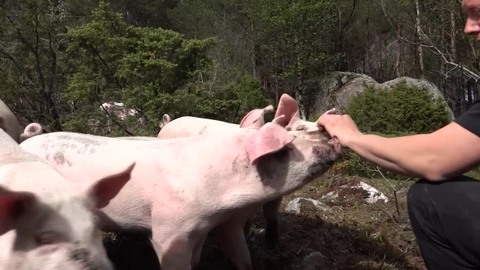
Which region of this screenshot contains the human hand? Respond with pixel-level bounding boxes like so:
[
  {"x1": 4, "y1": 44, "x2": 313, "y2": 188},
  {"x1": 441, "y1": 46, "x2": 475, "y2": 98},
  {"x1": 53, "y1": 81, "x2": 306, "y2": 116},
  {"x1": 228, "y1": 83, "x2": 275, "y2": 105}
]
[{"x1": 316, "y1": 109, "x2": 363, "y2": 147}]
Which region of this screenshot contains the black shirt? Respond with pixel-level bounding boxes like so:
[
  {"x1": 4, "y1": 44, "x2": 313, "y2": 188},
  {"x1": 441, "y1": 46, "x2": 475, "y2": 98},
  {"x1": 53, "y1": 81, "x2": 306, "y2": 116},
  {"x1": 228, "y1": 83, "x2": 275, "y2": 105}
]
[{"x1": 455, "y1": 100, "x2": 480, "y2": 137}]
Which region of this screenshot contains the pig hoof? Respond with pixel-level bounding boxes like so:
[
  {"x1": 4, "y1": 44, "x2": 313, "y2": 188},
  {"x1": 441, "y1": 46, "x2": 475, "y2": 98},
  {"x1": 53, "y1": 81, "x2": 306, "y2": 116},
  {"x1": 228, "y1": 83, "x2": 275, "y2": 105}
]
[
  {"x1": 265, "y1": 225, "x2": 279, "y2": 249},
  {"x1": 243, "y1": 220, "x2": 253, "y2": 238},
  {"x1": 251, "y1": 228, "x2": 265, "y2": 242}
]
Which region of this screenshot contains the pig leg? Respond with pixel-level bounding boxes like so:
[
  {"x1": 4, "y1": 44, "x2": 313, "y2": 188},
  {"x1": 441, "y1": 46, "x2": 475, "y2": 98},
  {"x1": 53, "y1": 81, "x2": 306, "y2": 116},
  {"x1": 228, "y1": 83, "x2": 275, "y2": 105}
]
[
  {"x1": 263, "y1": 197, "x2": 283, "y2": 249},
  {"x1": 151, "y1": 212, "x2": 194, "y2": 270},
  {"x1": 151, "y1": 229, "x2": 194, "y2": 270},
  {"x1": 191, "y1": 234, "x2": 207, "y2": 267},
  {"x1": 243, "y1": 217, "x2": 253, "y2": 237},
  {"x1": 214, "y1": 221, "x2": 253, "y2": 270}
]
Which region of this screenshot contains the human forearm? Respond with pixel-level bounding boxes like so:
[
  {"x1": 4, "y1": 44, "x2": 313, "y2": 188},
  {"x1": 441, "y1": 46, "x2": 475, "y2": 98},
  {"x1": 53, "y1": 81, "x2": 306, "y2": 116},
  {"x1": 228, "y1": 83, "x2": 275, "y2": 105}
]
[
  {"x1": 346, "y1": 133, "x2": 439, "y2": 179},
  {"x1": 317, "y1": 114, "x2": 480, "y2": 181}
]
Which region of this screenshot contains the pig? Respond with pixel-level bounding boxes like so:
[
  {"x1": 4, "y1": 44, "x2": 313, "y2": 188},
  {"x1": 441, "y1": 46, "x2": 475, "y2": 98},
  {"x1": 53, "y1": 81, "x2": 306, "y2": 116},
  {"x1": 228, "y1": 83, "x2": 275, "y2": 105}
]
[
  {"x1": 158, "y1": 105, "x2": 280, "y2": 245},
  {"x1": 0, "y1": 127, "x2": 136, "y2": 270},
  {"x1": 19, "y1": 110, "x2": 342, "y2": 270},
  {"x1": 0, "y1": 98, "x2": 23, "y2": 143},
  {"x1": 157, "y1": 93, "x2": 321, "y2": 250},
  {"x1": 100, "y1": 102, "x2": 140, "y2": 121},
  {"x1": 115, "y1": 136, "x2": 159, "y2": 141},
  {"x1": 157, "y1": 104, "x2": 274, "y2": 138}
]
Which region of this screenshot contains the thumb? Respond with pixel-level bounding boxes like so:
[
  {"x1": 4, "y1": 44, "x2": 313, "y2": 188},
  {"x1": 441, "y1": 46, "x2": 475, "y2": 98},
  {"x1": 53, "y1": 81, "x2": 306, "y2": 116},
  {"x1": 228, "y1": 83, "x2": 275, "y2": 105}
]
[{"x1": 316, "y1": 111, "x2": 337, "y2": 127}]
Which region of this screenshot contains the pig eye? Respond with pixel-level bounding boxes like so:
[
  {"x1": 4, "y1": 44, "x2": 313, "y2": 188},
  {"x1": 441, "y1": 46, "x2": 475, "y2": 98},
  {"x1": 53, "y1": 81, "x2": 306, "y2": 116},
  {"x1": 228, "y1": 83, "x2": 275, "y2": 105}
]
[
  {"x1": 35, "y1": 232, "x2": 58, "y2": 245},
  {"x1": 296, "y1": 125, "x2": 306, "y2": 131}
]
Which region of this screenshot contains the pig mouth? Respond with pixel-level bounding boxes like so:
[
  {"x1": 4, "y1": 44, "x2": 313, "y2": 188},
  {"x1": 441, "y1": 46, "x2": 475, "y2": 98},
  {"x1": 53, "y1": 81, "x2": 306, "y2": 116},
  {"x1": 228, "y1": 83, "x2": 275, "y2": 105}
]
[{"x1": 319, "y1": 130, "x2": 342, "y2": 155}]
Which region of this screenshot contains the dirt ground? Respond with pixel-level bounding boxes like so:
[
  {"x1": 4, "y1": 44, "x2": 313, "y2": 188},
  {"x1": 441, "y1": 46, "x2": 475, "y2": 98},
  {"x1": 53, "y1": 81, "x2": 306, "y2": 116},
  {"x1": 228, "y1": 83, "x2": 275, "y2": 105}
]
[{"x1": 103, "y1": 172, "x2": 427, "y2": 270}]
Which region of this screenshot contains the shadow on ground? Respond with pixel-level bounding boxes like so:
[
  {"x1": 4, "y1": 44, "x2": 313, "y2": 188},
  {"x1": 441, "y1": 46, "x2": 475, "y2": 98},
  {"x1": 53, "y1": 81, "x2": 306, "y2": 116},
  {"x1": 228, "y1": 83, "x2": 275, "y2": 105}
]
[{"x1": 103, "y1": 209, "x2": 422, "y2": 270}]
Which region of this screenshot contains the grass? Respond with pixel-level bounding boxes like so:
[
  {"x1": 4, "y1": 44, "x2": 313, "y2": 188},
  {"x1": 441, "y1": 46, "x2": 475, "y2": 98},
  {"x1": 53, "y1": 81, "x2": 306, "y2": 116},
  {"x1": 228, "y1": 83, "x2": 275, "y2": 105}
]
[
  {"x1": 465, "y1": 168, "x2": 480, "y2": 180},
  {"x1": 103, "y1": 172, "x2": 426, "y2": 270}
]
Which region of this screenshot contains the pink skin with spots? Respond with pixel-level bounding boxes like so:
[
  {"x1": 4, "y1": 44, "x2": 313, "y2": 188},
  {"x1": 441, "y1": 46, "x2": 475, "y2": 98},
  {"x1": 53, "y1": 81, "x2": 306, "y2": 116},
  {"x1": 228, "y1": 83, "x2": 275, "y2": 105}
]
[
  {"x1": 20, "y1": 111, "x2": 342, "y2": 270},
  {"x1": 0, "y1": 128, "x2": 136, "y2": 270}
]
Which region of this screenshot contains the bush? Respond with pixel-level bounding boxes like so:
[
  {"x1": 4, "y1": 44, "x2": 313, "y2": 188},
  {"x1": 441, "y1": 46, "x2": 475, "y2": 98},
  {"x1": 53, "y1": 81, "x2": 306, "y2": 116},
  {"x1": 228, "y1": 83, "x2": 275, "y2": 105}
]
[
  {"x1": 344, "y1": 80, "x2": 451, "y2": 134},
  {"x1": 337, "y1": 80, "x2": 452, "y2": 180},
  {"x1": 170, "y1": 74, "x2": 273, "y2": 124},
  {"x1": 217, "y1": 74, "x2": 273, "y2": 123}
]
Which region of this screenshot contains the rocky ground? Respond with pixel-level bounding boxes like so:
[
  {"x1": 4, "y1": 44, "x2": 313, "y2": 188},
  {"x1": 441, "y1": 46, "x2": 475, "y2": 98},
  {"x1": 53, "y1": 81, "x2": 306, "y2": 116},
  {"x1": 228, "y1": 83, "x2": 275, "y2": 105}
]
[{"x1": 102, "y1": 171, "x2": 436, "y2": 270}]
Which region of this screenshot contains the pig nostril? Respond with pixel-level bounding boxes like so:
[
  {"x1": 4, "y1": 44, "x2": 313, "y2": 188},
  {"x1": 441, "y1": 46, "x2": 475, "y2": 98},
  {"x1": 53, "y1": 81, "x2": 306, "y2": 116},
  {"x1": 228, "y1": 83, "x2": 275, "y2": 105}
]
[{"x1": 320, "y1": 130, "x2": 332, "y2": 139}]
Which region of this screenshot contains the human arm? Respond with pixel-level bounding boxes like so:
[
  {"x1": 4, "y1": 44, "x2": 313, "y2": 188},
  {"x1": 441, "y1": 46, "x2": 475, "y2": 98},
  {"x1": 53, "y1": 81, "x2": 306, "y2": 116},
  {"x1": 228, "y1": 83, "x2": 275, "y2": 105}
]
[
  {"x1": 346, "y1": 123, "x2": 480, "y2": 181},
  {"x1": 317, "y1": 102, "x2": 480, "y2": 181}
]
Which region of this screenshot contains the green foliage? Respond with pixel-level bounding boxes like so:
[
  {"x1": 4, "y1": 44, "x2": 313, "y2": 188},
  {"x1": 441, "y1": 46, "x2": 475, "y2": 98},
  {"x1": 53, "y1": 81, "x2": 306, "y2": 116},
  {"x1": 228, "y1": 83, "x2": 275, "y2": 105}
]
[
  {"x1": 0, "y1": 0, "x2": 72, "y2": 130},
  {"x1": 166, "y1": 74, "x2": 272, "y2": 123},
  {"x1": 344, "y1": 80, "x2": 451, "y2": 134},
  {"x1": 64, "y1": 1, "x2": 218, "y2": 135},
  {"x1": 255, "y1": 0, "x2": 340, "y2": 111},
  {"x1": 59, "y1": 1, "x2": 275, "y2": 136},
  {"x1": 339, "y1": 80, "x2": 452, "y2": 180},
  {"x1": 220, "y1": 74, "x2": 273, "y2": 123}
]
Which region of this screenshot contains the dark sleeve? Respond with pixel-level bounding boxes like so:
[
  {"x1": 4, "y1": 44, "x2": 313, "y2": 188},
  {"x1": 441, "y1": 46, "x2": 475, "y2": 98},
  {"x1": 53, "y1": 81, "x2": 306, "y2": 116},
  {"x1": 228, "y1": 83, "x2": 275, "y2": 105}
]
[{"x1": 454, "y1": 100, "x2": 480, "y2": 137}]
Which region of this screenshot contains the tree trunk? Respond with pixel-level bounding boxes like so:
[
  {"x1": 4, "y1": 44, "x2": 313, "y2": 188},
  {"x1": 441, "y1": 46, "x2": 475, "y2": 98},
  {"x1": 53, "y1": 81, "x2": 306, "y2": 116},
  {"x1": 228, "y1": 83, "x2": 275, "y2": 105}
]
[
  {"x1": 395, "y1": 24, "x2": 403, "y2": 77},
  {"x1": 415, "y1": 0, "x2": 425, "y2": 78},
  {"x1": 450, "y1": 9, "x2": 457, "y2": 62},
  {"x1": 251, "y1": 20, "x2": 257, "y2": 77}
]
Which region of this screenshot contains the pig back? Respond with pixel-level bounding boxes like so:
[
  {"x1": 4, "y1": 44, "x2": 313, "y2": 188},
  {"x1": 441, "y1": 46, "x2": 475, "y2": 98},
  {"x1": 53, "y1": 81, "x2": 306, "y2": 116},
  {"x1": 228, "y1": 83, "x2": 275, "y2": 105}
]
[{"x1": 20, "y1": 133, "x2": 154, "y2": 231}]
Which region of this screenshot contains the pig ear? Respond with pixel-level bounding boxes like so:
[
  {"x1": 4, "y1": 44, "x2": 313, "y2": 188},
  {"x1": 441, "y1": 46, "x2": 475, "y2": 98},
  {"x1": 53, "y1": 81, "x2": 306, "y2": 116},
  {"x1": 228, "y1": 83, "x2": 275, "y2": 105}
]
[
  {"x1": 163, "y1": 114, "x2": 171, "y2": 124},
  {"x1": 20, "y1": 123, "x2": 43, "y2": 142},
  {"x1": 245, "y1": 123, "x2": 295, "y2": 165},
  {"x1": 275, "y1": 94, "x2": 299, "y2": 127},
  {"x1": 0, "y1": 185, "x2": 35, "y2": 236},
  {"x1": 239, "y1": 105, "x2": 274, "y2": 128},
  {"x1": 159, "y1": 114, "x2": 171, "y2": 129},
  {"x1": 287, "y1": 111, "x2": 301, "y2": 126},
  {"x1": 323, "y1": 108, "x2": 336, "y2": 115},
  {"x1": 83, "y1": 162, "x2": 136, "y2": 209},
  {"x1": 272, "y1": 115, "x2": 286, "y2": 125}
]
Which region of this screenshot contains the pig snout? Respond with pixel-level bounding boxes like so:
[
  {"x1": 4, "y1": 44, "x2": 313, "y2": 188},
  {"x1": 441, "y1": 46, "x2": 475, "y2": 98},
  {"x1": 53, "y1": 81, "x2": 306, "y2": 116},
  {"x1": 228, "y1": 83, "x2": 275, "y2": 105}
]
[
  {"x1": 327, "y1": 136, "x2": 341, "y2": 155},
  {"x1": 314, "y1": 131, "x2": 343, "y2": 163},
  {"x1": 320, "y1": 130, "x2": 342, "y2": 155},
  {"x1": 30, "y1": 242, "x2": 113, "y2": 270},
  {"x1": 68, "y1": 243, "x2": 113, "y2": 270},
  {"x1": 69, "y1": 245, "x2": 94, "y2": 267},
  {"x1": 288, "y1": 128, "x2": 342, "y2": 156}
]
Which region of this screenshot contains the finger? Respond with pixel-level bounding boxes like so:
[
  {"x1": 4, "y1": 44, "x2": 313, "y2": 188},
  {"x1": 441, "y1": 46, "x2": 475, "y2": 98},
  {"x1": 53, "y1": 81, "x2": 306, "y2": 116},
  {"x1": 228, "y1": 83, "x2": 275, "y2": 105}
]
[
  {"x1": 316, "y1": 115, "x2": 332, "y2": 128},
  {"x1": 316, "y1": 113, "x2": 338, "y2": 126}
]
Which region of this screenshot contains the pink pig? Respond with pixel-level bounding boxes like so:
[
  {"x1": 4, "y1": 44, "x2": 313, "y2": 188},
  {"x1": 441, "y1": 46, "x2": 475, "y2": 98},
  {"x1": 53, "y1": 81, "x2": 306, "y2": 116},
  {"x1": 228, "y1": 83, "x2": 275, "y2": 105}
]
[
  {"x1": 0, "y1": 125, "x2": 136, "y2": 270},
  {"x1": 157, "y1": 104, "x2": 274, "y2": 138},
  {"x1": 157, "y1": 94, "x2": 326, "y2": 250},
  {"x1": 20, "y1": 111, "x2": 341, "y2": 270}
]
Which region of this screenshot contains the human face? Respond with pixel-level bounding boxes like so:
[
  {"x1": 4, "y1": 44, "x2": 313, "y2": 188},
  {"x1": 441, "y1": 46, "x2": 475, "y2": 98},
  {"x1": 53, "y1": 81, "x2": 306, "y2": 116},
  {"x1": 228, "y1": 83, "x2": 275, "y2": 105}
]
[{"x1": 463, "y1": 0, "x2": 480, "y2": 40}]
